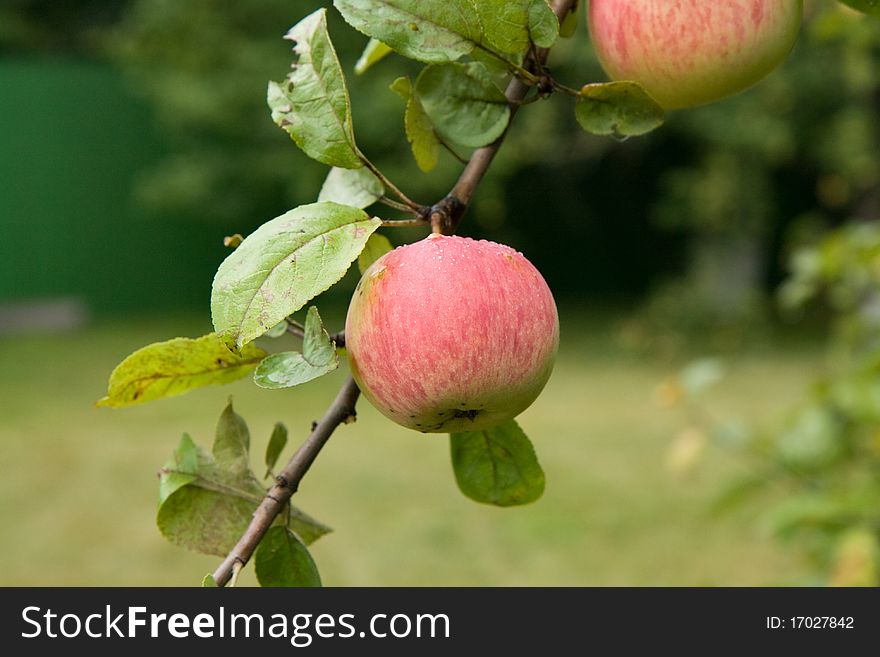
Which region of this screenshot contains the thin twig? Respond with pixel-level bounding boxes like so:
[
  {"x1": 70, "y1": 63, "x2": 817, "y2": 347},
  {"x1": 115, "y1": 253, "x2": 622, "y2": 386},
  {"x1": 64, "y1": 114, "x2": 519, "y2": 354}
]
[
  {"x1": 358, "y1": 152, "x2": 422, "y2": 211},
  {"x1": 381, "y1": 217, "x2": 430, "y2": 228},
  {"x1": 211, "y1": 0, "x2": 579, "y2": 586},
  {"x1": 438, "y1": 137, "x2": 469, "y2": 164},
  {"x1": 378, "y1": 196, "x2": 419, "y2": 213},
  {"x1": 551, "y1": 79, "x2": 582, "y2": 97},
  {"x1": 473, "y1": 42, "x2": 541, "y2": 85},
  {"x1": 212, "y1": 376, "x2": 361, "y2": 586},
  {"x1": 285, "y1": 321, "x2": 305, "y2": 339}
]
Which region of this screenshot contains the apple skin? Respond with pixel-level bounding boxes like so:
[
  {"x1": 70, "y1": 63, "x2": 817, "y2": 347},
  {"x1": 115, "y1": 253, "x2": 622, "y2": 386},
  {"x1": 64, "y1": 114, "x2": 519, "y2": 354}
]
[
  {"x1": 588, "y1": 0, "x2": 803, "y2": 109},
  {"x1": 345, "y1": 234, "x2": 559, "y2": 433}
]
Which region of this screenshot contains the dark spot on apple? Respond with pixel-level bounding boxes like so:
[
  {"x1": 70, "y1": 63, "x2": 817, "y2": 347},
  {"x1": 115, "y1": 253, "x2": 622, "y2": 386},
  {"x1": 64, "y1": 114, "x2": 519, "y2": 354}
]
[{"x1": 453, "y1": 409, "x2": 481, "y2": 421}]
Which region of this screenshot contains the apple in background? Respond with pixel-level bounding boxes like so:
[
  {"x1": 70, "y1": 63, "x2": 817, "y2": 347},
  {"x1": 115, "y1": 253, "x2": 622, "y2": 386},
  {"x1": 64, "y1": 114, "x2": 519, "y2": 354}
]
[
  {"x1": 588, "y1": 0, "x2": 803, "y2": 109},
  {"x1": 345, "y1": 234, "x2": 559, "y2": 433}
]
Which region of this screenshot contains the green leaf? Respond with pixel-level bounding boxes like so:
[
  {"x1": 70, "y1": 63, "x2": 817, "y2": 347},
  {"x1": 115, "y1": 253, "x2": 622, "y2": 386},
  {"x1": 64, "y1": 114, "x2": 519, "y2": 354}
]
[
  {"x1": 358, "y1": 233, "x2": 394, "y2": 274},
  {"x1": 157, "y1": 406, "x2": 266, "y2": 556},
  {"x1": 838, "y1": 0, "x2": 880, "y2": 19},
  {"x1": 415, "y1": 62, "x2": 510, "y2": 148},
  {"x1": 157, "y1": 406, "x2": 330, "y2": 556},
  {"x1": 264, "y1": 321, "x2": 289, "y2": 338},
  {"x1": 202, "y1": 574, "x2": 218, "y2": 587},
  {"x1": 288, "y1": 507, "x2": 333, "y2": 546},
  {"x1": 157, "y1": 485, "x2": 261, "y2": 557},
  {"x1": 575, "y1": 82, "x2": 665, "y2": 138},
  {"x1": 255, "y1": 526, "x2": 322, "y2": 587},
  {"x1": 211, "y1": 202, "x2": 381, "y2": 349},
  {"x1": 213, "y1": 400, "x2": 252, "y2": 477},
  {"x1": 268, "y1": 9, "x2": 362, "y2": 168},
  {"x1": 470, "y1": 48, "x2": 520, "y2": 78},
  {"x1": 390, "y1": 76, "x2": 441, "y2": 172},
  {"x1": 264, "y1": 422, "x2": 288, "y2": 476},
  {"x1": 475, "y1": 0, "x2": 556, "y2": 54},
  {"x1": 318, "y1": 166, "x2": 384, "y2": 209},
  {"x1": 559, "y1": 4, "x2": 579, "y2": 38},
  {"x1": 253, "y1": 306, "x2": 339, "y2": 389},
  {"x1": 158, "y1": 433, "x2": 199, "y2": 504},
  {"x1": 450, "y1": 419, "x2": 545, "y2": 506},
  {"x1": 476, "y1": 1, "x2": 531, "y2": 55},
  {"x1": 98, "y1": 334, "x2": 266, "y2": 409},
  {"x1": 528, "y1": 0, "x2": 559, "y2": 48},
  {"x1": 158, "y1": 486, "x2": 328, "y2": 557},
  {"x1": 355, "y1": 38, "x2": 394, "y2": 74},
  {"x1": 334, "y1": 0, "x2": 482, "y2": 63}
]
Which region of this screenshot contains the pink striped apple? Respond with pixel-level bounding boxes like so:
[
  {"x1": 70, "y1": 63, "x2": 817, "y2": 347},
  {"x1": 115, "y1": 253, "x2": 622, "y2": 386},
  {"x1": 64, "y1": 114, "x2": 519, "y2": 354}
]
[
  {"x1": 345, "y1": 234, "x2": 559, "y2": 433},
  {"x1": 588, "y1": 0, "x2": 803, "y2": 109}
]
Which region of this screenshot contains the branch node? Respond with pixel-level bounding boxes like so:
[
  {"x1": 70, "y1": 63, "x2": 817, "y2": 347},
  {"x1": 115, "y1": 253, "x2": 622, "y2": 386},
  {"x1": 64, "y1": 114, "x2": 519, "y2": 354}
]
[
  {"x1": 429, "y1": 195, "x2": 466, "y2": 235},
  {"x1": 331, "y1": 332, "x2": 346, "y2": 349},
  {"x1": 537, "y1": 72, "x2": 555, "y2": 97}
]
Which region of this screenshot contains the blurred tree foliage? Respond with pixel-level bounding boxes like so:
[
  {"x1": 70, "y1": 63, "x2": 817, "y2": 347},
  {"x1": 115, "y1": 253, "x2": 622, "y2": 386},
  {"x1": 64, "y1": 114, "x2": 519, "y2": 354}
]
[
  {"x1": 664, "y1": 222, "x2": 880, "y2": 585},
  {"x1": 0, "y1": 0, "x2": 128, "y2": 54}
]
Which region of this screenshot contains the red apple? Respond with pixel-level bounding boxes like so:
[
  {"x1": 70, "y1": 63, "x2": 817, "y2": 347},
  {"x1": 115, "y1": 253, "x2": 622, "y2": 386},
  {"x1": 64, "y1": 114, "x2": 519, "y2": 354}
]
[
  {"x1": 588, "y1": 0, "x2": 803, "y2": 109},
  {"x1": 345, "y1": 234, "x2": 559, "y2": 433}
]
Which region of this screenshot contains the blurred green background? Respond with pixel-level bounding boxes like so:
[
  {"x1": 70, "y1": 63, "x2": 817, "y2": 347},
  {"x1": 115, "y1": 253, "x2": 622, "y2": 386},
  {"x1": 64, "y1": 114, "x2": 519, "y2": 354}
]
[{"x1": 1, "y1": 0, "x2": 878, "y2": 586}]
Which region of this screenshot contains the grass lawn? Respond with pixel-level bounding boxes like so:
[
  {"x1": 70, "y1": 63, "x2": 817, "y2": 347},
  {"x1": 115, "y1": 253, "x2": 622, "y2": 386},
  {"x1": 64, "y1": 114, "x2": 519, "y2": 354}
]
[{"x1": 0, "y1": 310, "x2": 821, "y2": 586}]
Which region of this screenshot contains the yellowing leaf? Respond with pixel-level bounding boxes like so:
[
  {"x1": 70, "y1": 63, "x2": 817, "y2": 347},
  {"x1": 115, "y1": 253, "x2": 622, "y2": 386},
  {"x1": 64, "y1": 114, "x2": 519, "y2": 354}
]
[
  {"x1": 358, "y1": 233, "x2": 393, "y2": 274},
  {"x1": 355, "y1": 38, "x2": 393, "y2": 74},
  {"x1": 98, "y1": 334, "x2": 266, "y2": 408},
  {"x1": 391, "y1": 76, "x2": 441, "y2": 172}
]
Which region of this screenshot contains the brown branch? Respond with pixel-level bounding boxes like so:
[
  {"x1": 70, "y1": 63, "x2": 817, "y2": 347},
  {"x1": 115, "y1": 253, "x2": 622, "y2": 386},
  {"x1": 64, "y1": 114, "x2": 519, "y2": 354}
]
[
  {"x1": 212, "y1": 376, "x2": 360, "y2": 586},
  {"x1": 211, "y1": 0, "x2": 579, "y2": 586}
]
